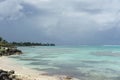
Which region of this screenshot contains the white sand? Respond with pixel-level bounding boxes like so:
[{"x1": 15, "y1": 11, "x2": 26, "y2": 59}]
[
  {"x1": 0, "y1": 57, "x2": 79, "y2": 80},
  {"x1": 0, "y1": 57, "x2": 61, "y2": 80}
]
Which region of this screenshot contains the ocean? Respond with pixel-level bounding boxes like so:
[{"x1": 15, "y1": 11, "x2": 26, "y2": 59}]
[{"x1": 9, "y1": 46, "x2": 120, "y2": 80}]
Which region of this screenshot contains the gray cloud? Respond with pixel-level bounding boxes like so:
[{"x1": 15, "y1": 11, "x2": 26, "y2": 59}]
[
  {"x1": 0, "y1": 0, "x2": 23, "y2": 20},
  {"x1": 0, "y1": 0, "x2": 120, "y2": 45}
]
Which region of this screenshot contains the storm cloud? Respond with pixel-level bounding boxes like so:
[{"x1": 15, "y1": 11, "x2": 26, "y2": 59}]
[{"x1": 0, "y1": 0, "x2": 120, "y2": 45}]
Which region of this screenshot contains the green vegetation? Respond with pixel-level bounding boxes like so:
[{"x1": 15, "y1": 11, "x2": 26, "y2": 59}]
[
  {"x1": 11, "y1": 42, "x2": 55, "y2": 46},
  {"x1": 0, "y1": 36, "x2": 55, "y2": 56},
  {"x1": 0, "y1": 37, "x2": 22, "y2": 56},
  {"x1": 0, "y1": 37, "x2": 55, "y2": 47},
  {"x1": 0, "y1": 37, "x2": 13, "y2": 47}
]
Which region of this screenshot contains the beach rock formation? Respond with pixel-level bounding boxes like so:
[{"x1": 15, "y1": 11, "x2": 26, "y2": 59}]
[
  {"x1": 0, "y1": 69, "x2": 17, "y2": 80},
  {"x1": 0, "y1": 47, "x2": 22, "y2": 56},
  {"x1": 0, "y1": 37, "x2": 22, "y2": 56}
]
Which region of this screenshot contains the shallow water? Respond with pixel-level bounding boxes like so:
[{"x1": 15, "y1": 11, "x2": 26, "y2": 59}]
[{"x1": 9, "y1": 46, "x2": 120, "y2": 80}]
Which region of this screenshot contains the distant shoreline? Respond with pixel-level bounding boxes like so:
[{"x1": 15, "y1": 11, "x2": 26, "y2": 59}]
[{"x1": 11, "y1": 42, "x2": 55, "y2": 46}]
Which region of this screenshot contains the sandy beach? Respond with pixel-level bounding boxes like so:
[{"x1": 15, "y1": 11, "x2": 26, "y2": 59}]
[
  {"x1": 0, "y1": 57, "x2": 60, "y2": 80},
  {"x1": 0, "y1": 57, "x2": 79, "y2": 80}
]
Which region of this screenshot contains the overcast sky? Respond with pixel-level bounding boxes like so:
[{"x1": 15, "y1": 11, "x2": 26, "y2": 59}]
[{"x1": 0, "y1": 0, "x2": 120, "y2": 45}]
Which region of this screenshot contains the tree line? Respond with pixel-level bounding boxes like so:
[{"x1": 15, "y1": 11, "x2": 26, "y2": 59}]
[
  {"x1": 0, "y1": 37, "x2": 55, "y2": 47},
  {"x1": 0, "y1": 37, "x2": 13, "y2": 47},
  {"x1": 11, "y1": 42, "x2": 55, "y2": 46}
]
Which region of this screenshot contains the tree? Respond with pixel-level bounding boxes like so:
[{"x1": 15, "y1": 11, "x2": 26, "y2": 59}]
[{"x1": 0, "y1": 37, "x2": 3, "y2": 42}]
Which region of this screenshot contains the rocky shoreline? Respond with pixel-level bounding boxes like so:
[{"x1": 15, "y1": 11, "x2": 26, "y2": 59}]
[
  {"x1": 0, "y1": 47, "x2": 22, "y2": 56},
  {"x1": 0, "y1": 37, "x2": 76, "y2": 80},
  {"x1": 0, "y1": 46, "x2": 23, "y2": 80},
  {"x1": 0, "y1": 69, "x2": 21, "y2": 80}
]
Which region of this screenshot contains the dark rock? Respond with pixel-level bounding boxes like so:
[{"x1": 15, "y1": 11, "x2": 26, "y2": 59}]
[
  {"x1": 8, "y1": 70, "x2": 15, "y2": 75},
  {"x1": 65, "y1": 76, "x2": 72, "y2": 80},
  {"x1": 0, "y1": 70, "x2": 15, "y2": 80},
  {"x1": 0, "y1": 47, "x2": 22, "y2": 56}
]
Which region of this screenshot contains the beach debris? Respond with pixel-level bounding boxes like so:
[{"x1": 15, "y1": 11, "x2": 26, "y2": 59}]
[
  {"x1": 40, "y1": 73, "x2": 49, "y2": 76},
  {"x1": 59, "y1": 76, "x2": 73, "y2": 80},
  {"x1": 65, "y1": 76, "x2": 72, "y2": 80}
]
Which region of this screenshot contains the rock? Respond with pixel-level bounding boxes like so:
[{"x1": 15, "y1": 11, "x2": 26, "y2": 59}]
[
  {"x1": 59, "y1": 76, "x2": 73, "y2": 80},
  {"x1": 0, "y1": 70, "x2": 17, "y2": 80},
  {"x1": 8, "y1": 70, "x2": 15, "y2": 75},
  {"x1": 0, "y1": 47, "x2": 22, "y2": 56},
  {"x1": 65, "y1": 76, "x2": 72, "y2": 80}
]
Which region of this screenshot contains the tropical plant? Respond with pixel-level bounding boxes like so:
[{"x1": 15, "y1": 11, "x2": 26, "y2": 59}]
[{"x1": 0, "y1": 37, "x2": 3, "y2": 42}]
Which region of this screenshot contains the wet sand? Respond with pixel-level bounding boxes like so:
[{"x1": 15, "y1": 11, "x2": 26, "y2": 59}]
[
  {"x1": 0, "y1": 57, "x2": 61, "y2": 80},
  {"x1": 0, "y1": 57, "x2": 79, "y2": 80}
]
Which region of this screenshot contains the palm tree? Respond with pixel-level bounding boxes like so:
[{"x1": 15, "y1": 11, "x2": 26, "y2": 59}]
[{"x1": 0, "y1": 37, "x2": 3, "y2": 42}]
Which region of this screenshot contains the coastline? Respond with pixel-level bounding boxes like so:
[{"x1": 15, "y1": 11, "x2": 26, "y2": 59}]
[
  {"x1": 0, "y1": 56, "x2": 60, "y2": 80},
  {"x1": 0, "y1": 56, "x2": 79, "y2": 80}
]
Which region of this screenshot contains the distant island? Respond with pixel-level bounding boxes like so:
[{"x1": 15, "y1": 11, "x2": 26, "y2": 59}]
[
  {"x1": 11, "y1": 42, "x2": 55, "y2": 46},
  {"x1": 0, "y1": 37, "x2": 55, "y2": 47}
]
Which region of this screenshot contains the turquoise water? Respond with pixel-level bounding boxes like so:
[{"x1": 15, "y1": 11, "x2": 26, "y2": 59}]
[{"x1": 9, "y1": 46, "x2": 120, "y2": 80}]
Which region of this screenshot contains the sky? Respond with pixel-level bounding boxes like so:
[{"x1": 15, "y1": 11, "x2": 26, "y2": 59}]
[{"x1": 0, "y1": 0, "x2": 120, "y2": 45}]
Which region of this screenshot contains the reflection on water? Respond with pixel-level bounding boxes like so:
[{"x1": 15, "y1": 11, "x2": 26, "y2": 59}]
[{"x1": 9, "y1": 46, "x2": 120, "y2": 80}]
